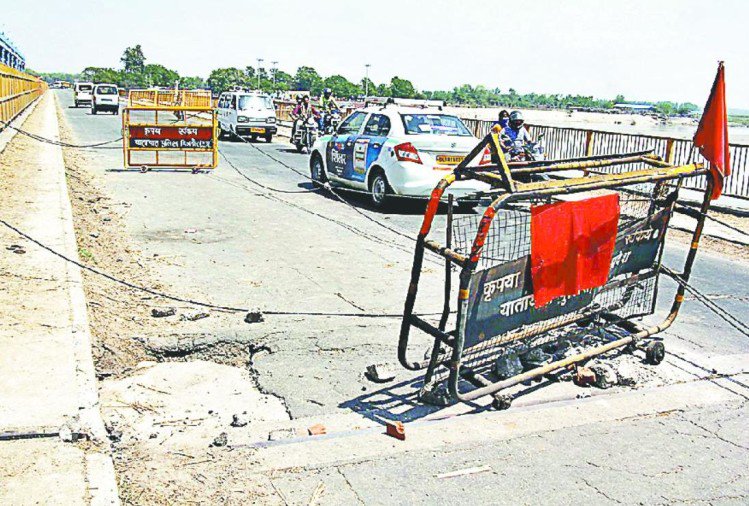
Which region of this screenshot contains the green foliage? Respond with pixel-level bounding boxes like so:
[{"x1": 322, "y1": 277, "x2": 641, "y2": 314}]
[
  {"x1": 120, "y1": 45, "x2": 145, "y2": 74},
  {"x1": 207, "y1": 67, "x2": 247, "y2": 92},
  {"x1": 388, "y1": 77, "x2": 416, "y2": 99},
  {"x1": 81, "y1": 67, "x2": 122, "y2": 84},
  {"x1": 323, "y1": 75, "x2": 362, "y2": 98},
  {"x1": 294, "y1": 66, "x2": 323, "y2": 94},
  {"x1": 180, "y1": 75, "x2": 206, "y2": 89}
]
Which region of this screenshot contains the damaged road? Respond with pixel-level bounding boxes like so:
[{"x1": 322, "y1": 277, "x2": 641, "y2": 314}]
[{"x1": 51, "y1": 89, "x2": 749, "y2": 504}]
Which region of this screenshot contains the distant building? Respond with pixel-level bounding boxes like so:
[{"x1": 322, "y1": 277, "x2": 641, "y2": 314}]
[
  {"x1": 0, "y1": 31, "x2": 25, "y2": 71},
  {"x1": 613, "y1": 103, "x2": 655, "y2": 113}
]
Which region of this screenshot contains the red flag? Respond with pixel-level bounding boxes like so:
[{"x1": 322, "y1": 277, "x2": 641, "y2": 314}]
[
  {"x1": 530, "y1": 192, "x2": 620, "y2": 307},
  {"x1": 694, "y1": 62, "x2": 730, "y2": 200}
]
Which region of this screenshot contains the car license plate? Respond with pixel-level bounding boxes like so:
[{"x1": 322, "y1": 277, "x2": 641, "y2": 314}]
[
  {"x1": 250, "y1": 127, "x2": 265, "y2": 133},
  {"x1": 436, "y1": 155, "x2": 463, "y2": 165}
]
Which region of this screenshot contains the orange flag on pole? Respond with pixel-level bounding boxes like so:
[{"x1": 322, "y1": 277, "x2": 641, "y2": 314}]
[{"x1": 693, "y1": 62, "x2": 730, "y2": 200}]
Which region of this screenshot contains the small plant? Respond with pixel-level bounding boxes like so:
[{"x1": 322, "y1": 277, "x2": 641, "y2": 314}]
[{"x1": 78, "y1": 247, "x2": 94, "y2": 261}]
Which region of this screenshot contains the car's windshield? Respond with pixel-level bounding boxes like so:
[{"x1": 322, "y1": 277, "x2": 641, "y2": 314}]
[
  {"x1": 401, "y1": 114, "x2": 472, "y2": 136},
  {"x1": 96, "y1": 86, "x2": 117, "y2": 95},
  {"x1": 238, "y1": 95, "x2": 273, "y2": 110},
  {"x1": 78, "y1": 85, "x2": 92, "y2": 92}
]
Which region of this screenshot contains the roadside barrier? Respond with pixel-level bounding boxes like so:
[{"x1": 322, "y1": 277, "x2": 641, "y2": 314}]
[
  {"x1": 122, "y1": 89, "x2": 217, "y2": 171},
  {"x1": 399, "y1": 132, "x2": 716, "y2": 408},
  {"x1": 0, "y1": 62, "x2": 46, "y2": 130},
  {"x1": 462, "y1": 118, "x2": 749, "y2": 200}
]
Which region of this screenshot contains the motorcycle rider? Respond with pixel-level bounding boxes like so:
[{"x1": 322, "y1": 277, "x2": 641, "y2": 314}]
[
  {"x1": 290, "y1": 95, "x2": 319, "y2": 143},
  {"x1": 499, "y1": 110, "x2": 533, "y2": 152},
  {"x1": 319, "y1": 88, "x2": 340, "y2": 131}
]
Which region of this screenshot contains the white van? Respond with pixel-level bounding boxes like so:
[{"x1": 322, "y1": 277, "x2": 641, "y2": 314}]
[
  {"x1": 217, "y1": 91, "x2": 277, "y2": 142},
  {"x1": 91, "y1": 84, "x2": 120, "y2": 115},
  {"x1": 74, "y1": 82, "x2": 94, "y2": 107}
]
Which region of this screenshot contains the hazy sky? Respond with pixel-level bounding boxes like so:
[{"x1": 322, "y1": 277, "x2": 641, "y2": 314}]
[{"x1": 2, "y1": 0, "x2": 747, "y2": 107}]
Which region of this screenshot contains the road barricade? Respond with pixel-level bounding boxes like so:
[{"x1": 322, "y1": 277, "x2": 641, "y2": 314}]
[
  {"x1": 398, "y1": 133, "x2": 713, "y2": 409},
  {"x1": 122, "y1": 89, "x2": 217, "y2": 172}
]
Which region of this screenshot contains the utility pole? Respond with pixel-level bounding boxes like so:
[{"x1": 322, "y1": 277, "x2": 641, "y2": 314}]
[
  {"x1": 257, "y1": 58, "x2": 264, "y2": 89},
  {"x1": 271, "y1": 61, "x2": 278, "y2": 84},
  {"x1": 365, "y1": 64, "x2": 371, "y2": 98}
]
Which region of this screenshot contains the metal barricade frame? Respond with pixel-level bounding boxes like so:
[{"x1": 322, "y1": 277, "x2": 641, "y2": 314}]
[
  {"x1": 398, "y1": 133, "x2": 712, "y2": 408},
  {"x1": 122, "y1": 89, "x2": 218, "y2": 172}
]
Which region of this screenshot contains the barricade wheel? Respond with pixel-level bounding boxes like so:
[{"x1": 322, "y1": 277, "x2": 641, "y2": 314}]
[
  {"x1": 492, "y1": 394, "x2": 512, "y2": 411},
  {"x1": 140, "y1": 165, "x2": 149, "y2": 173},
  {"x1": 645, "y1": 341, "x2": 665, "y2": 365}
]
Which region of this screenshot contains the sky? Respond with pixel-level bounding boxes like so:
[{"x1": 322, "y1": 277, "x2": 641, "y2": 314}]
[{"x1": 1, "y1": 0, "x2": 747, "y2": 108}]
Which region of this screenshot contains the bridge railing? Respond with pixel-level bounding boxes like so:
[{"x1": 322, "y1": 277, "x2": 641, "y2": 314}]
[
  {"x1": 0, "y1": 63, "x2": 46, "y2": 130},
  {"x1": 461, "y1": 118, "x2": 749, "y2": 199}
]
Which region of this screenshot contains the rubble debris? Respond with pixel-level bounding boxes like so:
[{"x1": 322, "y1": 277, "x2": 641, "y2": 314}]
[
  {"x1": 230, "y1": 413, "x2": 249, "y2": 428},
  {"x1": 385, "y1": 421, "x2": 406, "y2": 441},
  {"x1": 7, "y1": 244, "x2": 26, "y2": 254},
  {"x1": 574, "y1": 366, "x2": 596, "y2": 386},
  {"x1": 364, "y1": 364, "x2": 395, "y2": 383},
  {"x1": 211, "y1": 432, "x2": 228, "y2": 447},
  {"x1": 494, "y1": 353, "x2": 523, "y2": 379},
  {"x1": 105, "y1": 422, "x2": 122, "y2": 443},
  {"x1": 419, "y1": 382, "x2": 452, "y2": 406},
  {"x1": 58, "y1": 423, "x2": 74, "y2": 443},
  {"x1": 615, "y1": 361, "x2": 638, "y2": 386},
  {"x1": 180, "y1": 311, "x2": 209, "y2": 322},
  {"x1": 590, "y1": 363, "x2": 617, "y2": 389},
  {"x1": 184, "y1": 228, "x2": 197, "y2": 234},
  {"x1": 268, "y1": 428, "x2": 297, "y2": 441},
  {"x1": 307, "y1": 424, "x2": 326, "y2": 436},
  {"x1": 244, "y1": 311, "x2": 265, "y2": 324},
  {"x1": 151, "y1": 307, "x2": 177, "y2": 318}
]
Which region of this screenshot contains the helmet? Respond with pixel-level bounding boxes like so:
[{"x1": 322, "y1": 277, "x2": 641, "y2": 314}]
[
  {"x1": 509, "y1": 110, "x2": 524, "y2": 127},
  {"x1": 296, "y1": 95, "x2": 303, "y2": 103},
  {"x1": 323, "y1": 88, "x2": 332, "y2": 97}
]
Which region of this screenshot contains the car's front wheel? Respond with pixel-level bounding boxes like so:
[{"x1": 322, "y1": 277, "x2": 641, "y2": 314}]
[
  {"x1": 310, "y1": 155, "x2": 327, "y2": 186},
  {"x1": 369, "y1": 170, "x2": 392, "y2": 209}
]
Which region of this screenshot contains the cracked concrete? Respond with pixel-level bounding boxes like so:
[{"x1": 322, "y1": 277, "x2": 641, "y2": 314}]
[{"x1": 51, "y1": 88, "x2": 749, "y2": 503}]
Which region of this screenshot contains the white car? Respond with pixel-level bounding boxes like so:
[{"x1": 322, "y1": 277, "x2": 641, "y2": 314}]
[
  {"x1": 217, "y1": 90, "x2": 277, "y2": 142},
  {"x1": 309, "y1": 102, "x2": 491, "y2": 208},
  {"x1": 73, "y1": 82, "x2": 94, "y2": 108},
  {"x1": 91, "y1": 84, "x2": 119, "y2": 115}
]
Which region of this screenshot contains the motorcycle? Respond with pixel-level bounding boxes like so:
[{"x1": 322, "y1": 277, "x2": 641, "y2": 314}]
[
  {"x1": 292, "y1": 115, "x2": 318, "y2": 153},
  {"x1": 504, "y1": 133, "x2": 546, "y2": 162},
  {"x1": 321, "y1": 110, "x2": 342, "y2": 134}
]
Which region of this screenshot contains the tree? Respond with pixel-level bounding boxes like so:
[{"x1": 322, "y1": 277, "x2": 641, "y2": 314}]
[
  {"x1": 144, "y1": 64, "x2": 179, "y2": 87},
  {"x1": 323, "y1": 75, "x2": 361, "y2": 98},
  {"x1": 121, "y1": 45, "x2": 145, "y2": 74},
  {"x1": 360, "y1": 77, "x2": 375, "y2": 97},
  {"x1": 180, "y1": 76, "x2": 206, "y2": 89},
  {"x1": 81, "y1": 67, "x2": 122, "y2": 85},
  {"x1": 389, "y1": 76, "x2": 416, "y2": 98},
  {"x1": 294, "y1": 66, "x2": 322, "y2": 93},
  {"x1": 207, "y1": 67, "x2": 247, "y2": 92}
]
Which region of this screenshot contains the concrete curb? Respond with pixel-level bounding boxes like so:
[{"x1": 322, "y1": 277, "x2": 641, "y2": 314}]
[{"x1": 49, "y1": 92, "x2": 120, "y2": 505}]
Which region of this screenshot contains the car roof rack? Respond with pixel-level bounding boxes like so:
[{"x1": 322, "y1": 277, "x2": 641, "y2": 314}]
[{"x1": 364, "y1": 97, "x2": 445, "y2": 110}]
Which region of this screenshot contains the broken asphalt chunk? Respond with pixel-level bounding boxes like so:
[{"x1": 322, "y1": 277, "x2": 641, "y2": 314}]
[
  {"x1": 244, "y1": 311, "x2": 264, "y2": 324},
  {"x1": 151, "y1": 307, "x2": 176, "y2": 318},
  {"x1": 210, "y1": 432, "x2": 228, "y2": 447}
]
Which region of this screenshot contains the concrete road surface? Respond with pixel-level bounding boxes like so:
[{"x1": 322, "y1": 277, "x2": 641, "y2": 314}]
[{"x1": 51, "y1": 89, "x2": 749, "y2": 504}]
